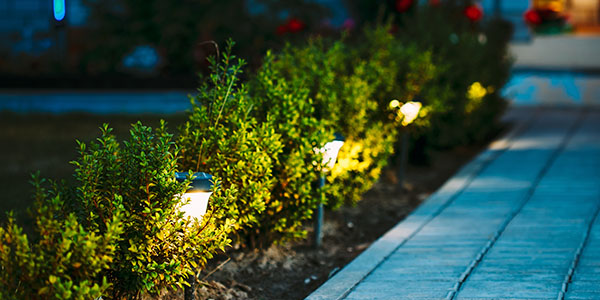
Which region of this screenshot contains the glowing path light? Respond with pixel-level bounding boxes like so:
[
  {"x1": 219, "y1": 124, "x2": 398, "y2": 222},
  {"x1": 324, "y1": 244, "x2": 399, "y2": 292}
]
[
  {"x1": 175, "y1": 172, "x2": 214, "y2": 300},
  {"x1": 389, "y1": 100, "x2": 423, "y2": 190},
  {"x1": 175, "y1": 172, "x2": 214, "y2": 221},
  {"x1": 53, "y1": 0, "x2": 66, "y2": 21}
]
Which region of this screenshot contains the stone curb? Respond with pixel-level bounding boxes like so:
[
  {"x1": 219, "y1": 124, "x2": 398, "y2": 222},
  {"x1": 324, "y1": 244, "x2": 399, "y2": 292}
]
[{"x1": 305, "y1": 110, "x2": 535, "y2": 300}]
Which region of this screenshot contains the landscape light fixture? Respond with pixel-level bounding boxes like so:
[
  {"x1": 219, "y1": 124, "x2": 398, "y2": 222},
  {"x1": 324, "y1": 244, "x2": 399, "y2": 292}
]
[
  {"x1": 394, "y1": 101, "x2": 422, "y2": 189},
  {"x1": 399, "y1": 101, "x2": 422, "y2": 126},
  {"x1": 314, "y1": 133, "x2": 345, "y2": 248},
  {"x1": 175, "y1": 172, "x2": 214, "y2": 221},
  {"x1": 53, "y1": 0, "x2": 66, "y2": 22},
  {"x1": 175, "y1": 172, "x2": 214, "y2": 300},
  {"x1": 319, "y1": 133, "x2": 346, "y2": 172}
]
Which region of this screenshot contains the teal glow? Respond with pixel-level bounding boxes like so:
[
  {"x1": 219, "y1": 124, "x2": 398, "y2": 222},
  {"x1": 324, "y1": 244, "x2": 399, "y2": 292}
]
[{"x1": 53, "y1": 0, "x2": 66, "y2": 21}]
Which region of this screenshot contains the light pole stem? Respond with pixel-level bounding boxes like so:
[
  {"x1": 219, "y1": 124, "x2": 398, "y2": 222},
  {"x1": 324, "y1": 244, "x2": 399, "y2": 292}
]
[
  {"x1": 397, "y1": 131, "x2": 409, "y2": 190},
  {"x1": 494, "y1": 0, "x2": 501, "y2": 18},
  {"x1": 184, "y1": 275, "x2": 195, "y2": 300},
  {"x1": 314, "y1": 175, "x2": 326, "y2": 248}
]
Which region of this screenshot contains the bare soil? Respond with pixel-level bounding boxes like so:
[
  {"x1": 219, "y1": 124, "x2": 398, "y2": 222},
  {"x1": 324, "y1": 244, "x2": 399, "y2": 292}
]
[{"x1": 0, "y1": 112, "x2": 493, "y2": 300}]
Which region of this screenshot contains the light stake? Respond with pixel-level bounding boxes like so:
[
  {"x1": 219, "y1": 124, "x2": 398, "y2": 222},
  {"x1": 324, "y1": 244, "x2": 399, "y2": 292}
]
[
  {"x1": 175, "y1": 172, "x2": 214, "y2": 300},
  {"x1": 314, "y1": 133, "x2": 345, "y2": 248},
  {"x1": 393, "y1": 101, "x2": 422, "y2": 190}
]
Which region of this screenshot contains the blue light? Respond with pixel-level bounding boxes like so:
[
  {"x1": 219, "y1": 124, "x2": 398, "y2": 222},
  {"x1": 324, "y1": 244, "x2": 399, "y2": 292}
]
[{"x1": 53, "y1": 0, "x2": 66, "y2": 21}]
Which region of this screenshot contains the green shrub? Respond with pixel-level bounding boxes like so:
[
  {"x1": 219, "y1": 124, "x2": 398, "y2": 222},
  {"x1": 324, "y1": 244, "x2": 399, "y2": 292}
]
[
  {"x1": 265, "y1": 38, "x2": 393, "y2": 208},
  {"x1": 332, "y1": 27, "x2": 438, "y2": 201},
  {"x1": 398, "y1": 2, "x2": 511, "y2": 150},
  {"x1": 345, "y1": 24, "x2": 438, "y2": 179},
  {"x1": 328, "y1": 120, "x2": 397, "y2": 207},
  {"x1": 178, "y1": 41, "x2": 282, "y2": 245},
  {"x1": 266, "y1": 28, "x2": 438, "y2": 207},
  {"x1": 68, "y1": 122, "x2": 236, "y2": 299},
  {"x1": 0, "y1": 175, "x2": 123, "y2": 300},
  {"x1": 463, "y1": 18, "x2": 513, "y2": 142},
  {"x1": 250, "y1": 51, "x2": 331, "y2": 244}
]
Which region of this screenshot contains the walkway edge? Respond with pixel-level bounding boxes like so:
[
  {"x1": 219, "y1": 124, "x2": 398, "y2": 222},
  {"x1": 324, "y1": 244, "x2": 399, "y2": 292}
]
[{"x1": 305, "y1": 111, "x2": 533, "y2": 300}]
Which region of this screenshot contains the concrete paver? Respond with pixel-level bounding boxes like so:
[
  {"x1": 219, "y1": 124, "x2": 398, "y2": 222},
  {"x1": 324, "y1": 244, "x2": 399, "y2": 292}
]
[{"x1": 307, "y1": 109, "x2": 600, "y2": 300}]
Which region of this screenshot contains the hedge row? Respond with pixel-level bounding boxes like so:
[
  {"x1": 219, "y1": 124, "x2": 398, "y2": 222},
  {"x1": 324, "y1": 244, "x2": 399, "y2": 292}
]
[{"x1": 0, "y1": 3, "x2": 512, "y2": 299}]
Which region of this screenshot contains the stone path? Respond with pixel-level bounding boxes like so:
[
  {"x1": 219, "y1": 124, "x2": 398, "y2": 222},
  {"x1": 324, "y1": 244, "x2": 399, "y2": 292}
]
[
  {"x1": 502, "y1": 71, "x2": 600, "y2": 107},
  {"x1": 307, "y1": 108, "x2": 600, "y2": 300}
]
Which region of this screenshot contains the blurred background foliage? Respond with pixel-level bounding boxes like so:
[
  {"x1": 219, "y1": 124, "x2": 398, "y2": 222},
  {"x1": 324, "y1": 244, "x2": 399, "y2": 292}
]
[
  {"x1": 80, "y1": 0, "x2": 329, "y2": 75},
  {"x1": 0, "y1": 0, "x2": 509, "y2": 89}
]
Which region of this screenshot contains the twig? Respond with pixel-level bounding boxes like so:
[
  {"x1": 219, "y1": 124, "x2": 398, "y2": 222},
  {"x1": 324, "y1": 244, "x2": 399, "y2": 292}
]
[
  {"x1": 213, "y1": 69, "x2": 237, "y2": 127},
  {"x1": 201, "y1": 257, "x2": 231, "y2": 281},
  {"x1": 197, "y1": 40, "x2": 220, "y2": 64}
]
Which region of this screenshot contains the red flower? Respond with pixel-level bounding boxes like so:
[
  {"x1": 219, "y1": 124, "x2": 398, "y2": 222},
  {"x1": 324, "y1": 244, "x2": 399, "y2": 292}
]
[
  {"x1": 524, "y1": 9, "x2": 542, "y2": 25},
  {"x1": 276, "y1": 17, "x2": 305, "y2": 35},
  {"x1": 342, "y1": 18, "x2": 356, "y2": 31},
  {"x1": 287, "y1": 18, "x2": 305, "y2": 33},
  {"x1": 396, "y1": 0, "x2": 414, "y2": 12},
  {"x1": 464, "y1": 4, "x2": 483, "y2": 22}
]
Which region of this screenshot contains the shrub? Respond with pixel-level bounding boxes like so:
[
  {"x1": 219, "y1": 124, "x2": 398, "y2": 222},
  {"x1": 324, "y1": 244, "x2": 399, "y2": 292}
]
[
  {"x1": 345, "y1": 24, "x2": 438, "y2": 178},
  {"x1": 67, "y1": 122, "x2": 236, "y2": 298},
  {"x1": 266, "y1": 27, "x2": 438, "y2": 207},
  {"x1": 354, "y1": 26, "x2": 436, "y2": 122},
  {"x1": 329, "y1": 27, "x2": 438, "y2": 203},
  {"x1": 250, "y1": 51, "x2": 331, "y2": 244},
  {"x1": 0, "y1": 175, "x2": 123, "y2": 299},
  {"x1": 264, "y1": 38, "x2": 391, "y2": 208},
  {"x1": 463, "y1": 17, "x2": 513, "y2": 142},
  {"x1": 178, "y1": 41, "x2": 282, "y2": 245},
  {"x1": 397, "y1": 2, "x2": 511, "y2": 150}
]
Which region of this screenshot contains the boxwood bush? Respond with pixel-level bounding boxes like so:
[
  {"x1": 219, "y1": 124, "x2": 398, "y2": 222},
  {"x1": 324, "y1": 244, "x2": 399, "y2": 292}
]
[
  {"x1": 66, "y1": 122, "x2": 237, "y2": 298},
  {"x1": 398, "y1": 1, "x2": 512, "y2": 150},
  {"x1": 263, "y1": 27, "x2": 437, "y2": 208},
  {"x1": 0, "y1": 122, "x2": 238, "y2": 299},
  {"x1": 249, "y1": 51, "x2": 332, "y2": 244},
  {"x1": 0, "y1": 175, "x2": 123, "y2": 300},
  {"x1": 178, "y1": 41, "x2": 283, "y2": 246},
  {"x1": 265, "y1": 38, "x2": 396, "y2": 208},
  {"x1": 344, "y1": 25, "x2": 438, "y2": 183}
]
